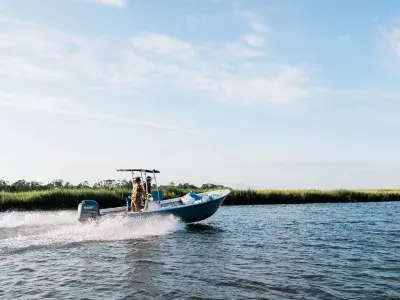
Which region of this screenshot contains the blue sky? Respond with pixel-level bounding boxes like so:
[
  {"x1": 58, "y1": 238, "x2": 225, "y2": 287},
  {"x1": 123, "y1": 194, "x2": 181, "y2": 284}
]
[{"x1": 1, "y1": 0, "x2": 400, "y2": 189}]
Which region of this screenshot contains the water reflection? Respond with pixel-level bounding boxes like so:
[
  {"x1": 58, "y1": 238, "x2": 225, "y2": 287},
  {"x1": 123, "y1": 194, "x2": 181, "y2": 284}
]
[{"x1": 185, "y1": 223, "x2": 225, "y2": 233}]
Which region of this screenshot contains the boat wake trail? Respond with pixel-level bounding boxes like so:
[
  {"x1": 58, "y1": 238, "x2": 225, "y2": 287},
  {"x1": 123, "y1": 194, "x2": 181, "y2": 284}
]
[{"x1": 0, "y1": 211, "x2": 185, "y2": 254}]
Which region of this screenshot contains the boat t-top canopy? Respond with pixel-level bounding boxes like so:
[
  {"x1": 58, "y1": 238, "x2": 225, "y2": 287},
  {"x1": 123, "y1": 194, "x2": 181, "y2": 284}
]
[
  {"x1": 117, "y1": 169, "x2": 160, "y2": 173},
  {"x1": 116, "y1": 168, "x2": 162, "y2": 202}
]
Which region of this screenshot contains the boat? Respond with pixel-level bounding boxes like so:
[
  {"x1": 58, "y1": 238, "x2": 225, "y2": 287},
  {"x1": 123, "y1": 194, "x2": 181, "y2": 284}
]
[{"x1": 77, "y1": 168, "x2": 231, "y2": 223}]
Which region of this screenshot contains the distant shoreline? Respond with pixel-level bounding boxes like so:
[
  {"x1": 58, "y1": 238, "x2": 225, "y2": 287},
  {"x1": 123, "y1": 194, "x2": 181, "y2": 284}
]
[{"x1": 1, "y1": 188, "x2": 400, "y2": 211}]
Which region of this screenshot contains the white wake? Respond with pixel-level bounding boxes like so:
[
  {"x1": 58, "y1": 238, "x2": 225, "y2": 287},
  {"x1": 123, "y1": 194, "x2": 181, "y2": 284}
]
[{"x1": 0, "y1": 210, "x2": 185, "y2": 253}]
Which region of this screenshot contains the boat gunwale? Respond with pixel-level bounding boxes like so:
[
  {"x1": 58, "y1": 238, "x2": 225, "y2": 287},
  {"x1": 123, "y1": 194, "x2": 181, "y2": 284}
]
[{"x1": 99, "y1": 189, "x2": 231, "y2": 216}]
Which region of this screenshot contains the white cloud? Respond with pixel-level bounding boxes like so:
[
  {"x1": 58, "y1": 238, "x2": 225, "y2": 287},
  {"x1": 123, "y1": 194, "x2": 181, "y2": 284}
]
[
  {"x1": 77, "y1": 0, "x2": 126, "y2": 8},
  {"x1": 200, "y1": 66, "x2": 311, "y2": 103},
  {"x1": 234, "y1": 10, "x2": 271, "y2": 52},
  {"x1": 385, "y1": 27, "x2": 400, "y2": 57},
  {"x1": 0, "y1": 58, "x2": 67, "y2": 81},
  {"x1": 131, "y1": 33, "x2": 194, "y2": 56},
  {"x1": 243, "y1": 33, "x2": 266, "y2": 48},
  {"x1": 379, "y1": 16, "x2": 400, "y2": 58},
  {"x1": 238, "y1": 11, "x2": 270, "y2": 33},
  {"x1": 126, "y1": 33, "x2": 310, "y2": 103},
  {"x1": 0, "y1": 91, "x2": 204, "y2": 135},
  {"x1": 0, "y1": 91, "x2": 75, "y2": 112},
  {"x1": 200, "y1": 41, "x2": 268, "y2": 62},
  {"x1": 0, "y1": 24, "x2": 113, "y2": 83},
  {"x1": 0, "y1": 14, "x2": 34, "y2": 26},
  {"x1": 0, "y1": 13, "x2": 314, "y2": 104}
]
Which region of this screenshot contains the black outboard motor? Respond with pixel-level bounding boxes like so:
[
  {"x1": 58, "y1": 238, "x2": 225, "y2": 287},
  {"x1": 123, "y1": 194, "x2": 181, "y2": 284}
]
[{"x1": 77, "y1": 200, "x2": 100, "y2": 222}]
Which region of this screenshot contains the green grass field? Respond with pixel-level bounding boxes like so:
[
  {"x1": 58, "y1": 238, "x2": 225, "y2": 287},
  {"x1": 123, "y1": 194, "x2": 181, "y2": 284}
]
[{"x1": 1, "y1": 187, "x2": 400, "y2": 211}]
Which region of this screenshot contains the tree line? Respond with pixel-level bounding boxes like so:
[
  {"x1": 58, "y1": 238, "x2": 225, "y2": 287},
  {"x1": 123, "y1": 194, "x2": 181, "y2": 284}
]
[{"x1": 0, "y1": 179, "x2": 227, "y2": 193}]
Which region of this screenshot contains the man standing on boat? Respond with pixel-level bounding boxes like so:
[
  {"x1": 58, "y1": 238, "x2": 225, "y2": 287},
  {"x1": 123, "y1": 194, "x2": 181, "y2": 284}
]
[
  {"x1": 142, "y1": 176, "x2": 152, "y2": 211},
  {"x1": 145, "y1": 176, "x2": 152, "y2": 195},
  {"x1": 131, "y1": 177, "x2": 144, "y2": 212}
]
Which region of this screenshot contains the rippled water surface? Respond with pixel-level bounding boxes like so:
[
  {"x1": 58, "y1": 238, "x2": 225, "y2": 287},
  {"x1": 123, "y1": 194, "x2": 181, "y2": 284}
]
[{"x1": 1, "y1": 202, "x2": 400, "y2": 299}]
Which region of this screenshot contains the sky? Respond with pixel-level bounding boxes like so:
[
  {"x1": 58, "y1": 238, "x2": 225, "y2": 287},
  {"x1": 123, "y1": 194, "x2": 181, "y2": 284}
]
[{"x1": 1, "y1": 0, "x2": 400, "y2": 189}]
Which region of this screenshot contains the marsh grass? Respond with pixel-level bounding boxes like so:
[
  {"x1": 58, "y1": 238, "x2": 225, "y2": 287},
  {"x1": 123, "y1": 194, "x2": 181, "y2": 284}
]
[
  {"x1": 1, "y1": 188, "x2": 400, "y2": 211},
  {"x1": 0, "y1": 188, "x2": 129, "y2": 211},
  {"x1": 224, "y1": 189, "x2": 400, "y2": 205}
]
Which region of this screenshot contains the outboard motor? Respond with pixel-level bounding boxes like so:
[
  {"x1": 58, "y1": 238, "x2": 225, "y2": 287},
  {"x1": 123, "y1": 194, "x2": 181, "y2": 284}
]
[{"x1": 77, "y1": 200, "x2": 100, "y2": 222}]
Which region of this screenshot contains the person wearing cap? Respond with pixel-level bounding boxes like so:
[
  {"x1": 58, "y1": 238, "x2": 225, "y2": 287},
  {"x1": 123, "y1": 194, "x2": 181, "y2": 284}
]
[
  {"x1": 145, "y1": 176, "x2": 152, "y2": 195},
  {"x1": 142, "y1": 176, "x2": 153, "y2": 211},
  {"x1": 131, "y1": 177, "x2": 144, "y2": 212}
]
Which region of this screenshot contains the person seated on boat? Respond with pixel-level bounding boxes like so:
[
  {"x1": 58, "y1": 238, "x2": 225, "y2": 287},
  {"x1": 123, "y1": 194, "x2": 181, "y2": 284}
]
[{"x1": 131, "y1": 177, "x2": 144, "y2": 212}]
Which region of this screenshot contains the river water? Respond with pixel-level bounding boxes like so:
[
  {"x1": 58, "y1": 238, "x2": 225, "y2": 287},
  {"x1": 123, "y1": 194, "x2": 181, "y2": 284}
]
[{"x1": 1, "y1": 202, "x2": 399, "y2": 299}]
